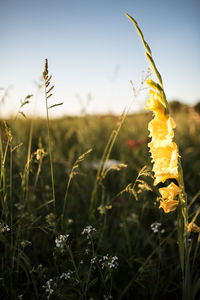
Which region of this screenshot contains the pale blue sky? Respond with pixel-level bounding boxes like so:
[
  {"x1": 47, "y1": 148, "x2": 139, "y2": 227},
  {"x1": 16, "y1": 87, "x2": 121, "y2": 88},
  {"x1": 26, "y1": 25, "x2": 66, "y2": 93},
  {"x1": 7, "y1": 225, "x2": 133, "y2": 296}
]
[{"x1": 0, "y1": 0, "x2": 199, "y2": 116}]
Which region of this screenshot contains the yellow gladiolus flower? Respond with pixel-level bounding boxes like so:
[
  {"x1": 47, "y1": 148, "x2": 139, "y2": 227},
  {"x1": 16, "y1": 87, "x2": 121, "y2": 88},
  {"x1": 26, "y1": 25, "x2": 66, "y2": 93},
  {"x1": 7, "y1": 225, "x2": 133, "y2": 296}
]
[{"x1": 126, "y1": 13, "x2": 187, "y2": 219}]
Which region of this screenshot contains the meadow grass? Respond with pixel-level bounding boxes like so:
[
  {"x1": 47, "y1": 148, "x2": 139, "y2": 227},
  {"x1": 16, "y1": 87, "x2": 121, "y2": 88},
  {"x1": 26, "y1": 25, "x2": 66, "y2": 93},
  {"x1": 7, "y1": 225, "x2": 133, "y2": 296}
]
[{"x1": 1, "y1": 105, "x2": 200, "y2": 299}]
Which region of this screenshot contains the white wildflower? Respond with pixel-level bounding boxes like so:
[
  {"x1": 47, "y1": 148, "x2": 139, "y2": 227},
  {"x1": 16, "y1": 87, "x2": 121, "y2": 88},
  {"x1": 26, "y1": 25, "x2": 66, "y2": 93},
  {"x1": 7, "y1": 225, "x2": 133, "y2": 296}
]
[
  {"x1": 91, "y1": 256, "x2": 97, "y2": 265},
  {"x1": 0, "y1": 223, "x2": 10, "y2": 233},
  {"x1": 42, "y1": 278, "x2": 54, "y2": 299},
  {"x1": 150, "y1": 222, "x2": 162, "y2": 233},
  {"x1": 81, "y1": 226, "x2": 96, "y2": 239},
  {"x1": 99, "y1": 254, "x2": 119, "y2": 270},
  {"x1": 60, "y1": 270, "x2": 73, "y2": 280},
  {"x1": 55, "y1": 234, "x2": 69, "y2": 251}
]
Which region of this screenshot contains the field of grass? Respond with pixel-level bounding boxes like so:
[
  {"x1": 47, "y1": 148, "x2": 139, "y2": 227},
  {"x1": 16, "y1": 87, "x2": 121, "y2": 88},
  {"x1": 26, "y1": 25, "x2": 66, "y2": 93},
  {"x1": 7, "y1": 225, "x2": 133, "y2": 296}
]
[{"x1": 1, "y1": 105, "x2": 200, "y2": 299}]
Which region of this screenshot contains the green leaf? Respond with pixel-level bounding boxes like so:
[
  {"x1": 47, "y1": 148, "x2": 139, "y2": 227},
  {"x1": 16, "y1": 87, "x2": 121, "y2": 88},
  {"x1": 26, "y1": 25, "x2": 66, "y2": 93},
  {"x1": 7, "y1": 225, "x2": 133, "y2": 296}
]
[{"x1": 34, "y1": 199, "x2": 54, "y2": 212}]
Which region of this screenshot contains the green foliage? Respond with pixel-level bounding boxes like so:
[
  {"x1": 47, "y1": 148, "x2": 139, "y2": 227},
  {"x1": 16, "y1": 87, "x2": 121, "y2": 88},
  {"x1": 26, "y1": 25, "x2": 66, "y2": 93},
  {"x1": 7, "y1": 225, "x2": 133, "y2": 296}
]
[{"x1": 0, "y1": 107, "x2": 200, "y2": 299}]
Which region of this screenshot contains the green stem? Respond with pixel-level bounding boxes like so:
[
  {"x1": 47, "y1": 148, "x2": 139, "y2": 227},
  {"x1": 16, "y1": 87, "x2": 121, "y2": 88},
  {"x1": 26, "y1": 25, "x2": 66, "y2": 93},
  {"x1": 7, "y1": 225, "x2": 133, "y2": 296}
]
[
  {"x1": 177, "y1": 165, "x2": 190, "y2": 300},
  {"x1": 45, "y1": 84, "x2": 56, "y2": 209},
  {"x1": 61, "y1": 174, "x2": 72, "y2": 229},
  {"x1": 25, "y1": 118, "x2": 34, "y2": 207}
]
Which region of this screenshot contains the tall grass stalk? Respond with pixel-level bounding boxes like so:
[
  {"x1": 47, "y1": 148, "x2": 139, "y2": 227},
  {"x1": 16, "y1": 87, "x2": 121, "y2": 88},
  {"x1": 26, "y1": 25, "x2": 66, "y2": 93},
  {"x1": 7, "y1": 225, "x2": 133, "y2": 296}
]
[
  {"x1": 43, "y1": 59, "x2": 56, "y2": 208},
  {"x1": 25, "y1": 119, "x2": 34, "y2": 205},
  {"x1": 89, "y1": 111, "x2": 126, "y2": 217},
  {"x1": 61, "y1": 148, "x2": 92, "y2": 229},
  {"x1": 0, "y1": 123, "x2": 11, "y2": 214}
]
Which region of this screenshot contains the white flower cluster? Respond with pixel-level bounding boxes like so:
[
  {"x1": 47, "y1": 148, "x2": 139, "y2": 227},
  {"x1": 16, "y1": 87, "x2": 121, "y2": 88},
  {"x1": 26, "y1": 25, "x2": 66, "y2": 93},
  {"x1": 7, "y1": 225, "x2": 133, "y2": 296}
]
[
  {"x1": 98, "y1": 254, "x2": 119, "y2": 270},
  {"x1": 0, "y1": 223, "x2": 10, "y2": 233},
  {"x1": 42, "y1": 278, "x2": 54, "y2": 299},
  {"x1": 60, "y1": 270, "x2": 73, "y2": 280},
  {"x1": 81, "y1": 226, "x2": 96, "y2": 239},
  {"x1": 55, "y1": 234, "x2": 69, "y2": 251},
  {"x1": 82, "y1": 225, "x2": 96, "y2": 235},
  {"x1": 150, "y1": 222, "x2": 165, "y2": 234},
  {"x1": 91, "y1": 256, "x2": 97, "y2": 265}
]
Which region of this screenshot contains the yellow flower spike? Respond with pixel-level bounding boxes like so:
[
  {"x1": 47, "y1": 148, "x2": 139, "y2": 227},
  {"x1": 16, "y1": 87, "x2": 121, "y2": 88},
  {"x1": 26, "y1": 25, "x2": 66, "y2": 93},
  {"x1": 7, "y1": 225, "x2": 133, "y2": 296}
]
[{"x1": 127, "y1": 15, "x2": 190, "y2": 294}]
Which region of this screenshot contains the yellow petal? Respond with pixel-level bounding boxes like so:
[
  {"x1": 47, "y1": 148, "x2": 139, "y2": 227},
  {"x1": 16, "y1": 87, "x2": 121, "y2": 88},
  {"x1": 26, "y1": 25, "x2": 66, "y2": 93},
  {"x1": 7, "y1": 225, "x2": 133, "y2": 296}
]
[
  {"x1": 146, "y1": 78, "x2": 163, "y2": 93},
  {"x1": 154, "y1": 173, "x2": 173, "y2": 185},
  {"x1": 151, "y1": 144, "x2": 179, "y2": 184},
  {"x1": 148, "y1": 114, "x2": 176, "y2": 142},
  {"x1": 145, "y1": 90, "x2": 165, "y2": 114},
  {"x1": 159, "y1": 199, "x2": 179, "y2": 213},
  {"x1": 151, "y1": 143, "x2": 178, "y2": 167},
  {"x1": 159, "y1": 182, "x2": 181, "y2": 200}
]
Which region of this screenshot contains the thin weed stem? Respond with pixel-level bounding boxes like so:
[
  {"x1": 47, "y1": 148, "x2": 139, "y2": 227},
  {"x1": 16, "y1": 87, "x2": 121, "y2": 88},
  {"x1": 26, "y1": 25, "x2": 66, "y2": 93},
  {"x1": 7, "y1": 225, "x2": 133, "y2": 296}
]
[
  {"x1": 45, "y1": 83, "x2": 56, "y2": 207},
  {"x1": 90, "y1": 111, "x2": 126, "y2": 216}
]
